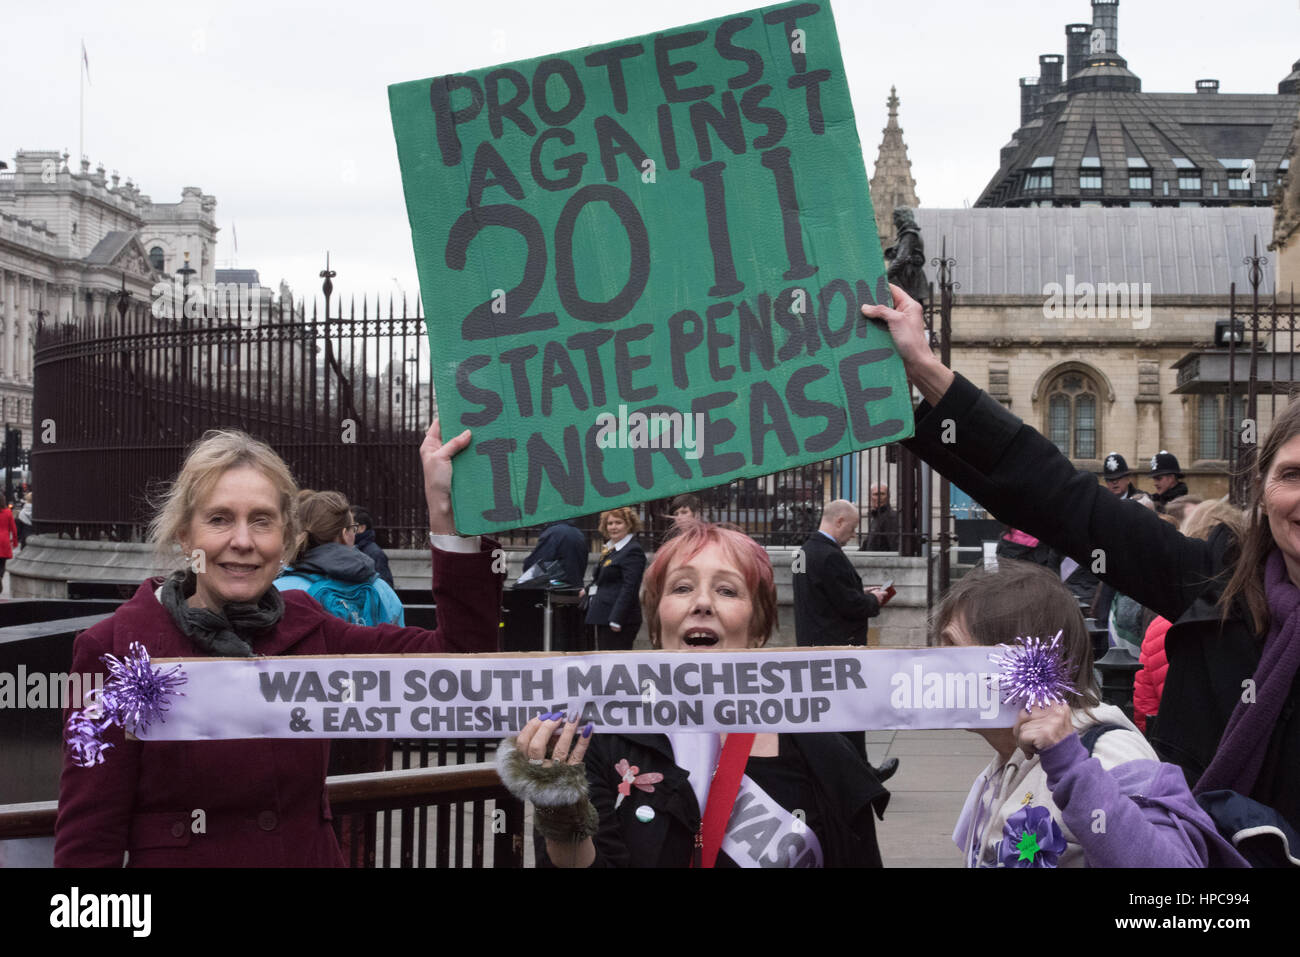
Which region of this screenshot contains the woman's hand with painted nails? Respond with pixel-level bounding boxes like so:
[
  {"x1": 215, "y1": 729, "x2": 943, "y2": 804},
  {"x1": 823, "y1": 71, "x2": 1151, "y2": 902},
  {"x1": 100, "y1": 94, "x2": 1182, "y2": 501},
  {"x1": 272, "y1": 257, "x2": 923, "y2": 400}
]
[{"x1": 515, "y1": 712, "x2": 593, "y2": 767}]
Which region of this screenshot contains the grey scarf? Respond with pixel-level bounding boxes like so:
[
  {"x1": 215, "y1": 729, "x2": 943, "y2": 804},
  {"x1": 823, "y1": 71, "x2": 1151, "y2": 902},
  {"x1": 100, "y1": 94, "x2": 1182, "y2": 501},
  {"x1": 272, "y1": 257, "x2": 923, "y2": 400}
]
[{"x1": 158, "y1": 569, "x2": 285, "y2": 657}]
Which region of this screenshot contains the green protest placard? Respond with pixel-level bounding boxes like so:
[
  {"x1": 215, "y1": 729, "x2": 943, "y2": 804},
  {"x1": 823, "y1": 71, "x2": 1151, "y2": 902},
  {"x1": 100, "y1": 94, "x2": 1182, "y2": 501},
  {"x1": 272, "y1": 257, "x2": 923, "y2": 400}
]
[{"x1": 389, "y1": 1, "x2": 911, "y2": 534}]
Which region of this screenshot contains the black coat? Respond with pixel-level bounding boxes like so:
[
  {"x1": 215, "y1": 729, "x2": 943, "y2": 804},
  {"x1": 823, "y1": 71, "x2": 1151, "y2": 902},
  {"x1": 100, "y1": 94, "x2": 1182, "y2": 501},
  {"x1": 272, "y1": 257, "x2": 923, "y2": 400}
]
[
  {"x1": 523, "y1": 521, "x2": 589, "y2": 589},
  {"x1": 354, "y1": 529, "x2": 394, "y2": 588},
  {"x1": 584, "y1": 538, "x2": 646, "y2": 629},
  {"x1": 1152, "y1": 480, "x2": 1190, "y2": 512},
  {"x1": 793, "y1": 532, "x2": 880, "y2": 647},
  {"x1": 537, "y1": 732, "x2": 888, "y2": 867},
  {"x1": 860, "y1": 506, "x2": 900, "y2": 551},
  {"x1": 904, "y1": 373, "x2": 1300, "y2": 832}
]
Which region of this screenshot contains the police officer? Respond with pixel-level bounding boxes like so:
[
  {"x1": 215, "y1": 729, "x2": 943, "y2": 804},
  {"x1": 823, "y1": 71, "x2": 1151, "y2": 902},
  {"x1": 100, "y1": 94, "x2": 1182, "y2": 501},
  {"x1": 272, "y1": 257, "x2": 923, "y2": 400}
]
[
  {"x1": 1100, "y1": 452, "x2": 1151, "y2": 505},
  {"x1": 1148, "y1": 450, "x2": 1189, "y2": 512}
]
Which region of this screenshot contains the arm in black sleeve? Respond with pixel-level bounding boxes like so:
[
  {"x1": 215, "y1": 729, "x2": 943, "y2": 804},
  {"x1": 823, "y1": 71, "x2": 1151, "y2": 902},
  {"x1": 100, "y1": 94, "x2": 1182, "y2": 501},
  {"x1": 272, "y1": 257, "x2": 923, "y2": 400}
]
[{"x1": 902, "y1": 373, "x2": 1216, "y2": 623}]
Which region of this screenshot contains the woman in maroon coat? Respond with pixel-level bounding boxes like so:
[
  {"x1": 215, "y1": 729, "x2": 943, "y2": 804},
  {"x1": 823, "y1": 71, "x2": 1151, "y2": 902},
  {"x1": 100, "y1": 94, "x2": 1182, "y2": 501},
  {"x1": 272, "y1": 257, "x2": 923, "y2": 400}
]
[{"x1": 55, "y1": 421, "x2": 503, "y2": 867}]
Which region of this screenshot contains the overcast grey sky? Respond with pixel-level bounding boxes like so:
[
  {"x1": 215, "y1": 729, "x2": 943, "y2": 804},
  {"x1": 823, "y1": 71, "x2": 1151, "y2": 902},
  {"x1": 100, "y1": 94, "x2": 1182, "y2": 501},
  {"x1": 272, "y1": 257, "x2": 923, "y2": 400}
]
[{"x1": 6, "y1": 0, "x2": 1296, "y2": 302}]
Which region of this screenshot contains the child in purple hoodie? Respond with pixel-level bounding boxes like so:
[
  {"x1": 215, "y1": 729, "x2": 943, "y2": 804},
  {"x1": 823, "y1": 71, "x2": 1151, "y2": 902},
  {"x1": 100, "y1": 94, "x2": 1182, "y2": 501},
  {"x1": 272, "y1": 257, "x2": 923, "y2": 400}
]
[{"x1": 938, "y1": 562, "x2": 1246, "y2": 868}]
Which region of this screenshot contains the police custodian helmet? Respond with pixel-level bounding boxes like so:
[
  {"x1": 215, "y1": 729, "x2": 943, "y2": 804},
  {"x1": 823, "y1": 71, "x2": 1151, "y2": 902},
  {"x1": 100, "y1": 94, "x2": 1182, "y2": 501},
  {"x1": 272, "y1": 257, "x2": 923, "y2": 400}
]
[{"x1": 1148, "y1": 450, "x2": 1184, "y2": 478}]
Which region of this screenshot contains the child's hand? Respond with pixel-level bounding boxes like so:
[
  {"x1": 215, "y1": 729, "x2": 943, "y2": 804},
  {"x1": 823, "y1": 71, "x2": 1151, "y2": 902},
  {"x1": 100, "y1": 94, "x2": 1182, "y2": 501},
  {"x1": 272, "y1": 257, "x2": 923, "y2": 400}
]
[{"x1": 1014, "y1": 703, "x2": 1074, "y2": 757}]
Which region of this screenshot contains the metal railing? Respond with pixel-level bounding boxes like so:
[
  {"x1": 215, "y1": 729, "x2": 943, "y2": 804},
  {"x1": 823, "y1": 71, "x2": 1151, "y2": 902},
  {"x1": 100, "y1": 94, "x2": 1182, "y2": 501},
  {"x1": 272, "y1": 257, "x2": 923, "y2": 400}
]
[
  {"x1": 34, "y1": 258, "x2": 944, "y2": 550},
  {"x1": 0, "y1": 760, "x2": 526, "y2": 869}
]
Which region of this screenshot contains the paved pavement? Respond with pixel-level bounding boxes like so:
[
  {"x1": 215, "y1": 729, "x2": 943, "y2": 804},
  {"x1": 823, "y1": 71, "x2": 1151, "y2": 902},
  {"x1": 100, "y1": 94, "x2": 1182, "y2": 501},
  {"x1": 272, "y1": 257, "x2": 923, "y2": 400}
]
[{"x1": 867, "y1": 729, "x2": 993, "y2": 867}]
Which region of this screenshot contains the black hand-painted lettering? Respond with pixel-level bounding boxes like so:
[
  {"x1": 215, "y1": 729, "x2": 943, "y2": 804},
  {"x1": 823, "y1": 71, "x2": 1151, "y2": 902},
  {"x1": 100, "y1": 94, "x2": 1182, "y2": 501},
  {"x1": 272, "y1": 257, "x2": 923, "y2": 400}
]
[
  {"x1": 429, "y1": 74, "x2": 484, "y2": 167},
  {"x1": 445, "y1": 204, "x2": 556, "y2": 341},
  {"x1": 689, "y1": 161, "x2": 744, "y2": 297},
  {"x1": 761, "y1": 147, "x2": 817, "y2": 280},
  {"x1": 532, "y1": 58, "x2": 586, "y2": 126},
  {"x1": 584, "y1": 44, "x2": 644, "y2": 115},
  {"x1": 455, "y1": 355, "x2": 503, "y2": 427},
  {"x1": 654, "y1": 30, "x2": 714, "y2": 102},
  {"x1": 554, "y1": 185, "x2": 650, "y2": 324},
  {"x1": 715, "y1": 17, "x2": 764, "y2": 89},
  {"x1": 484, "y1": 68, "x2": 537, "y2": 139}
]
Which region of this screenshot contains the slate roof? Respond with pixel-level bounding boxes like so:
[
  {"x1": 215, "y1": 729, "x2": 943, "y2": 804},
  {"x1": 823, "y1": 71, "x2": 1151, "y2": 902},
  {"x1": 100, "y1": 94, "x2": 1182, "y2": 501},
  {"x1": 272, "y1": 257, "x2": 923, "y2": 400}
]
[
  {"x1": 976, "y1": 5, "x2": 1299, "y2": 207},
  {"x1": 214, "y1": 268, "x2": 261, "y2": 285},
  {"x1": 912, "y1": 206, "x2": 1275, "y2": 296},
  {"x1": 979, "y1": 90, "x2": 1299, "y2": 207},
  {"x1": 83, "y1": 231, "x2": 136, "y2": 265}
]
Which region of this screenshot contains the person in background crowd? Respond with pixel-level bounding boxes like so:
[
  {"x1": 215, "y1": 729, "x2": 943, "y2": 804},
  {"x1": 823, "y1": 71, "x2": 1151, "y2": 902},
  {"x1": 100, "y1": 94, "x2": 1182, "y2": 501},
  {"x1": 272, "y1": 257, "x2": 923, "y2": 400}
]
[
  {"x1": 661, "y1": 493, "x2": 703, "y2": 544},
  {"x1": 501, "y1": 521, "x2": 889, "y2": 868},
  {"x1": 55, "y1": 423, "x2": 503, "y2": 866},
  {"x1": 16, "y1": 492, "x2": 32, "y2": 550},
  {"x1": 938, "y1": 561, "x2": 1244, "y2": 867},
  {"x1": 351, "y1": 508, "x2": 394, "y2": 588},
  {"x1": 276, "y1": 491, "x2": 404, "y2": 627},
  {"x1": 859, "y1": 484, "x2": 900, "y2": 551},
  {"x1": 1133, "y1": 499, "x2": 1247, "y2": 735},
  {"x1": 995, "y1": 527, "x2": 1054, "y2": 567},
  {"x1": 867, "y1": 281, "x2": 1300, "y2": 844},
  {"x1": 583, "y1": 507, "x2": 646, "y2": 650},
  {"x1": 522, "y1": 518, "x2": 589, "y2": 589},
  {"x1": 276, "y1": 493, "x2": 404, "y2": 844},
  {"x1": 794, "y1": 500, "x2": 898, "y2": 782},
  {"x1": 1100, "y1": 452, "x2": 1151, "y2": 506},
  {"x1": 1148, "y1": 452, "x2": 1189, "y2": 513},
  {"x1": 0, "y1": 498, "x2": 17, "y2": 580},
  {"x1": 1163, "y1": 495, "x2": 1202, "y2": 526}
]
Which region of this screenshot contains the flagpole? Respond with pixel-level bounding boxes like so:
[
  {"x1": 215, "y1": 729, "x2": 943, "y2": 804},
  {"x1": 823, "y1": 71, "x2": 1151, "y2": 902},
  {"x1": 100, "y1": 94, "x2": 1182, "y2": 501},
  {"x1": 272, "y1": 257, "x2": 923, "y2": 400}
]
[{"x1": 79, "y1": 44, "x2": 83, "y2": 165}]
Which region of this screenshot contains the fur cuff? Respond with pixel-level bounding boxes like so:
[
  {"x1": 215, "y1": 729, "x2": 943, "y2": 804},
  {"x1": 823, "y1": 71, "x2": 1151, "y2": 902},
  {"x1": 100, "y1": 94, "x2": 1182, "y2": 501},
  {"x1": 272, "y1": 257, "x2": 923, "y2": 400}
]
[
  {"x1": 534, "y1": 799, "x2": 600, "y2": 843},
  {"x1": 496, "y1": 737, "x2": 591, "y2": 807}
]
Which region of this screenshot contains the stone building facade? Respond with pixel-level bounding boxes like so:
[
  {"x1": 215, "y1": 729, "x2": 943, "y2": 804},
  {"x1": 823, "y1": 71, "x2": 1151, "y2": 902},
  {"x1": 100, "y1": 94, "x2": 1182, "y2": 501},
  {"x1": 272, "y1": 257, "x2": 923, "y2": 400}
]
[
  {"x1": 0, "y1": 149, "x2": 218, "y2": 445},
  {"x1": 915, "y1": 206, "x2": 1278, "y2": 502}
]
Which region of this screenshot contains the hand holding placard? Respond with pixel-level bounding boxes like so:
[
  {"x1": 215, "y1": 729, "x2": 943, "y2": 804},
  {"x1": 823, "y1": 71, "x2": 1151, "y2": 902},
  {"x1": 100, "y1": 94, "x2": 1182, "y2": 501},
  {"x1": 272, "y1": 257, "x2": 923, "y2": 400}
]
[{"x1": 420, "y1": 418, "x2": 469, "y2": 535}]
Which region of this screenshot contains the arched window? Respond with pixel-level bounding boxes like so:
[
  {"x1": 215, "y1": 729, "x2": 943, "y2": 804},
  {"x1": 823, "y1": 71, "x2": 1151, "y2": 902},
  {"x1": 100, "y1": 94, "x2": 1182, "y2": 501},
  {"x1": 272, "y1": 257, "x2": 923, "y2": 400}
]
[
  {"x1": 1045, "y1": 371, "x2": 1098, "y2": 459},
  {"x1": 149, "y1": 246, "x2": 165, "y2": 273}
]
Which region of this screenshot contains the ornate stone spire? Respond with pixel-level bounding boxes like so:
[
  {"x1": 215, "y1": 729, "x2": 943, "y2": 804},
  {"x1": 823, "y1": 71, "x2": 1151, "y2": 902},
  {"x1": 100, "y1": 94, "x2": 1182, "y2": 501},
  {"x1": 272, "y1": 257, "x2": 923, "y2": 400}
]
[{"x1": 869, "y1": 86, "x2": 920, "y2": 249}]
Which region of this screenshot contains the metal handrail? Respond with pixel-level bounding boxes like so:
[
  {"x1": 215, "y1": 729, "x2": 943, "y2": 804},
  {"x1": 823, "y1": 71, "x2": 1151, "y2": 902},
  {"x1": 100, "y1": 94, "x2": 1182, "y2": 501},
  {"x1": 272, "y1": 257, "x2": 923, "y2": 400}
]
[{"x1": 0, "y1": 763, "x2": 505, "y2": 841}]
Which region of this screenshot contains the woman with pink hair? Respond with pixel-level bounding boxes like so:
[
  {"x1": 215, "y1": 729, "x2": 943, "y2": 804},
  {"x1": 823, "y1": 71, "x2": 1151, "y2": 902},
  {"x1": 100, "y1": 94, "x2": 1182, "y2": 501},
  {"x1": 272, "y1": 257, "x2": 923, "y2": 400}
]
[{"x1": 498, "y1": 520, "x2": 889, "y2": 868}]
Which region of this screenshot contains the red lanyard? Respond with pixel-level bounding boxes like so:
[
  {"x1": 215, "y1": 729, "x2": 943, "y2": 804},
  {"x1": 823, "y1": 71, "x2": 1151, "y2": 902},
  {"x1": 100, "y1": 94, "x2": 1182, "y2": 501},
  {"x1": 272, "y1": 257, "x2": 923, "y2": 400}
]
[{"x1": 694, "y1": 733, "x2": 756, "y2": 868}]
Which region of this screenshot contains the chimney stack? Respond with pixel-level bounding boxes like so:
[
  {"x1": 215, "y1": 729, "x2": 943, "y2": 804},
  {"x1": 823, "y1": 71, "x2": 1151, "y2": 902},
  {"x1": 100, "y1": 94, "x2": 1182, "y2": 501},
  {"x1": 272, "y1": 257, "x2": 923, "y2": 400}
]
[
  {"x1": 1039, "y1": 54, "x2": 1064, "y2": 94},
  {"x1": 1195, "y1": 79, "x2": 1220, "y2": 93},
  {"x1": 1066, "y1": 23, "x2": 1090, "y2": 78},
  {"x1": 1090, "y1": 0, "x2": 1119, "y2": 57},
  {"x1": 1019, "y1": 76, "x2": 1040, "y2": 124}
]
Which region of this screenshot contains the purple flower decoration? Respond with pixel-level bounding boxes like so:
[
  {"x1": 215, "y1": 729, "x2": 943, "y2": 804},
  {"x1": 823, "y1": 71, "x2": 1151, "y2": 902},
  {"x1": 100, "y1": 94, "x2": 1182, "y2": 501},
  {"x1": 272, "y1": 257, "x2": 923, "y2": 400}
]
[
  {"x1": 64, "y1": 643, "x2": 187, "y2": 768},
  {"x1": 997, "y1": 805, "x2": 1067, "y2": 868},
  {"x1": 65, "y1": 691, "x2": 114, "y2": 767},
  {"x1": 101, "y1": 642, "x2": 187, "y2": 735},
  {"x1": 988, "y1": 631, "x2": 1077, "y2": 712}
]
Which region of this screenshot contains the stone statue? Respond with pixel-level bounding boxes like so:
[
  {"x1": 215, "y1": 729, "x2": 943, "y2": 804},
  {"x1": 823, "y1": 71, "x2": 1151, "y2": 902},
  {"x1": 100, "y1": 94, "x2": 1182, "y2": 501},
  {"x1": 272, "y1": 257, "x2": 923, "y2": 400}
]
[{"x1": 884, "y1": 206, "x2": 929, "y2": 305}]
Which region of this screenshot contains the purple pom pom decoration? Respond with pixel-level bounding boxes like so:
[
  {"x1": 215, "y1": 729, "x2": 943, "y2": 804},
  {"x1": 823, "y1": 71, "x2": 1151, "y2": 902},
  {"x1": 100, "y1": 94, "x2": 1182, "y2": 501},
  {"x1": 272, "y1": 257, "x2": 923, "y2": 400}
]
[
  {"x1": 101, "y1": 641, "x2": 187, "y2": 735},
  {"x1": 64, "y1": 642, "x2": 187, "y2": 768},
  {"x1": 65, "y1": 692, "x2": 114, "y2": 768},
  {"x1": 988, "y1": 631, "x2": 1077, "y2": 712}
]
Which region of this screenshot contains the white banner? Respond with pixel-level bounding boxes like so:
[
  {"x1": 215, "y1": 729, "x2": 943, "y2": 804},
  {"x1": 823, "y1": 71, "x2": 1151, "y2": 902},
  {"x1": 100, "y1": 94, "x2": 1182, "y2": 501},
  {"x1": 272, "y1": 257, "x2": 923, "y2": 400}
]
[{"x1": 139, "y1": 647, "x2": 1018, "y2": 741}]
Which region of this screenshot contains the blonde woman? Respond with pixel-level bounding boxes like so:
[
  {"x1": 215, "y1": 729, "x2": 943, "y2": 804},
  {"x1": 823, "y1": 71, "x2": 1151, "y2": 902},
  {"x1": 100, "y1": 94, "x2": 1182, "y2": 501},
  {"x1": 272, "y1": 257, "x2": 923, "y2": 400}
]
[{"x1": 55, "y1": 422, "x2": 502, "y2": 867}]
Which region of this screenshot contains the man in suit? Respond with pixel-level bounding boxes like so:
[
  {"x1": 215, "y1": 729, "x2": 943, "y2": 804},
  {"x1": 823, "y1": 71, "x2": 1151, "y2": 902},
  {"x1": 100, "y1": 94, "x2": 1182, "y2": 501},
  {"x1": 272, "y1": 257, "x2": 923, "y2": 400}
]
[
  {"x1": 794, "y1": 499, "x2": 898, "y2": 781},
  {"x1": 522, "y1": 519, "x2": 588, "y2": 589}
]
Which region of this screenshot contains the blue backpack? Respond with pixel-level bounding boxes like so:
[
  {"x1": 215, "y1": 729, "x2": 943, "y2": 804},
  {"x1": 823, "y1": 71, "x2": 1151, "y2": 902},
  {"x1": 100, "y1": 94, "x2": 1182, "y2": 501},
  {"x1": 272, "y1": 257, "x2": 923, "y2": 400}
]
[{"x1": 275, "y1": 572, "x2": 404, "y2": 627}]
